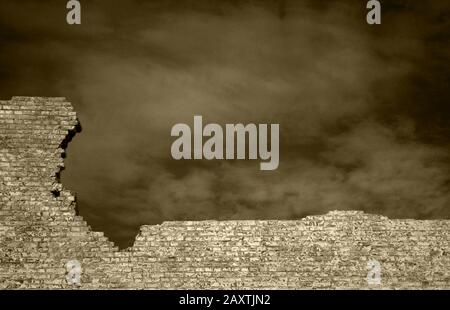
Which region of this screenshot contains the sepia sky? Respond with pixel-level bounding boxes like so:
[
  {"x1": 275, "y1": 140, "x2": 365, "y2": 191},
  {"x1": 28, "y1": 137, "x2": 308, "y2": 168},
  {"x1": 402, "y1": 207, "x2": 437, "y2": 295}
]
[{"x1": 0, "y1": 0, "x2": 449, "y2": 247}]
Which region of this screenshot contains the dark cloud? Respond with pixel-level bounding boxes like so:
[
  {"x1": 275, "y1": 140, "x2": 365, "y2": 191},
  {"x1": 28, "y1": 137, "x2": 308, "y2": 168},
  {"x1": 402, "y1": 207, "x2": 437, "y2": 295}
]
[{"x1": 0, "y1": 0, "x2": 448, "y2": 247}]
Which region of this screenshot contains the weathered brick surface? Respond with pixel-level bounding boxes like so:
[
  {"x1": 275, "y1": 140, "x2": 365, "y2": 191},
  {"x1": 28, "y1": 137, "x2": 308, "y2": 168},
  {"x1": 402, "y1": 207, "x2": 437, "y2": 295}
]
[{"x1": 0, "y1": 97, "x2": 449, "y2": 289}]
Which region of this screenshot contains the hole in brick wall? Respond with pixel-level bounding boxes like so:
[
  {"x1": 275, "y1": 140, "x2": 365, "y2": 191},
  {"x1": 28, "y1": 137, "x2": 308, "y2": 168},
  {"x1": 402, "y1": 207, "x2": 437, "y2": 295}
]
[{"x1": 61, "y1": 121, "x2": 82, "y2": 150}]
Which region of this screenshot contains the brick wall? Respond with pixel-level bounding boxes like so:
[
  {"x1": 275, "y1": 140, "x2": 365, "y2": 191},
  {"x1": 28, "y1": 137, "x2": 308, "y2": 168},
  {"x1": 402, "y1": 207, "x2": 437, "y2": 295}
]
[{"x1": 0, "y1": 97, "x2": 448, "y2": 289}]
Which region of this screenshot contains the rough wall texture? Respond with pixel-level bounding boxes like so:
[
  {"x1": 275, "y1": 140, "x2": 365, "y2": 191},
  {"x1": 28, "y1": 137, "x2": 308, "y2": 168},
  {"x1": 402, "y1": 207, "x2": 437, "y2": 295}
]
[{"x1": 0, "y1": 97, "x2": 449, "y2": 289}]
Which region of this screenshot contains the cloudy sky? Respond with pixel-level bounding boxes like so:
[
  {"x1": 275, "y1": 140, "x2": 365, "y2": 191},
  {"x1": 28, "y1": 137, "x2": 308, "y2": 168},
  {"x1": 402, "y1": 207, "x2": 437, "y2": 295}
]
[{"x1": 0, "y1": 0, "x2": 449, "y2": 247}]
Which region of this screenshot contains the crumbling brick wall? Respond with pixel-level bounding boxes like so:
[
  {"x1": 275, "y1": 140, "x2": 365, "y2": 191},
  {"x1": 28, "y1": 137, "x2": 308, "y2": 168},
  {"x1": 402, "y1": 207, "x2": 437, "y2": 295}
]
[
  {"x1": 0, "y1": 97, "x2": 118, "y2": 289},
  {"x1": 0, "y1": 97, "x2": 448, "y2": 289}
]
